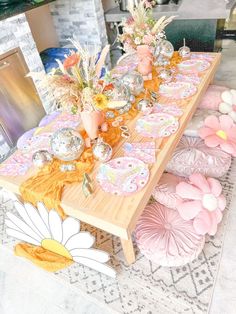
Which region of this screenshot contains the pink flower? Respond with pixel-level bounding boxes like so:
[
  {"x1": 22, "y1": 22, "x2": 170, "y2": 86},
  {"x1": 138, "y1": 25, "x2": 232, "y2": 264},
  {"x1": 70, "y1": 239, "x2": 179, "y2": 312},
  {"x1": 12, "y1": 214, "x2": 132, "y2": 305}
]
[
  {"x1": 143, "y1": 34, "x2": 155, "y2": 45},
  {"x1": 198, "y1": 115, "x2": 236, "y2": 156},
  {"x1": 143, "y1": 0, "x2": 155, "y2": 9},
  {"x1": 176, "y1": 173, "x2": 226, "y2": 235},
  {"x1": 126, "y1": 17, "x2": 134, "y2": 25}
]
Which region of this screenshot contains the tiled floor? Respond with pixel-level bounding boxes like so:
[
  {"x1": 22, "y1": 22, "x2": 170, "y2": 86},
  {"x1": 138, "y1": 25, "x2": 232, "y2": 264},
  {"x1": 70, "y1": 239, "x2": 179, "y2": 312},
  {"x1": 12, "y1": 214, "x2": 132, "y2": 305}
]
[
  {"x1": 0, "y1": 247, "x2": 110, "y2": 314},
  {"x1": 1, "y1": 40, "x2": 236, "y2": 314},
  {"x1": 214, "y1": 40, "x2": 236, "y2": 89}
]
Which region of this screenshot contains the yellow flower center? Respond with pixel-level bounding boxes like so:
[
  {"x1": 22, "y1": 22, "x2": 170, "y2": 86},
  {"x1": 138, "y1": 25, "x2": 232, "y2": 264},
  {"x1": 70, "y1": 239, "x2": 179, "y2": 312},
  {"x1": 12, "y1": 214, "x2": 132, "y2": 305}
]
[
  {"x1": 216, "y1": 130, "x2": 227, "y2": 140},
  {"x1": 94, "y1": 94, "x2": 108, "y2": 109},
  {"x1": 41, "y1": 239, "x2": 72, "y2": 260}
]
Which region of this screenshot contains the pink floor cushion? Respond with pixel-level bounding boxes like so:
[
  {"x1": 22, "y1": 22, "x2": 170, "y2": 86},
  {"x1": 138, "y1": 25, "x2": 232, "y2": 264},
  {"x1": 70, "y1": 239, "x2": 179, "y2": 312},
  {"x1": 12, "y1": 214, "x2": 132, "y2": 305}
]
[
  {"x1": 166, "y1": 136, "x2": 231, "y2": 178},
  {"x1": 152, "y1": 173, "x2": 185, "y2": 209},
  {"x1": 198, "y1": 85, "x2": 228, "y2": 110},
  {"x1": 184, "y1": 109, "x2": 220, "y2": 137},
  {"x1": 135, "y1": 202, "x2": 205, "y2": 267},
  {"x1": 176, "y1": 173, "x2": 226, "y2": 236}
]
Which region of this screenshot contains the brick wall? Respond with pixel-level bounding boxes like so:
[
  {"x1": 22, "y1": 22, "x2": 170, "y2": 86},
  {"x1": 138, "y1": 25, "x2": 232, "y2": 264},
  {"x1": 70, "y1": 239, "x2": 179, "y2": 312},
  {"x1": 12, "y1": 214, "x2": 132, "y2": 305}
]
[{"x1": 50, "y1": 0, "x2": 108, "y2": 48}]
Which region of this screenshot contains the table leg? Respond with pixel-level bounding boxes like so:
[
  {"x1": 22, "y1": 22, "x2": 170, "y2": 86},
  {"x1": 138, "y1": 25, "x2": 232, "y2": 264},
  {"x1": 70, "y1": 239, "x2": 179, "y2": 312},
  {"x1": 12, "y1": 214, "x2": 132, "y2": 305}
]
[{"x1": 120, "y1": 237, "x2": 135, "y2": 265}]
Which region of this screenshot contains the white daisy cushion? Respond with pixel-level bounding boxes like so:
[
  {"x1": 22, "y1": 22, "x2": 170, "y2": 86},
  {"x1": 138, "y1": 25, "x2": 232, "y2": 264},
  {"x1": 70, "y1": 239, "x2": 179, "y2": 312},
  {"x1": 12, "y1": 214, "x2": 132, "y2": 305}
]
[
  {"x1": 198, "y1": 85, "x2": 228, "y2": 110},
  {"x1": 184, "y1": 109, "x2": 220, "y2": 137},
  {"x1": 219, "y1": 89, "x2": 236, "y2": 122},
  {"x1": 135, "y1": 202, "x2": 205, "y2": 267},
  {"x1": 5, "y1": 202, "x2": 116, "y2": 278},
  {"x1": 166, "y1": 136, "x2": 231, "y2": 178}
]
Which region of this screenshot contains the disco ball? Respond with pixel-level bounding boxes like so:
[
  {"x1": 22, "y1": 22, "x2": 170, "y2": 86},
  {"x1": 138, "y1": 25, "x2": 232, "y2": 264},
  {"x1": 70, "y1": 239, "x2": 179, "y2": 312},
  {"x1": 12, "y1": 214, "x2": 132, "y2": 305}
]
[
  {"x1": 154, "y1": 39, "x2": 174, "y2": 60},
  {"x1": 121, "y1": 71, "x2": 144, "y2": 96},
  {"x1": 50, "y1": 128, "x2": 84, "y2": 161},
  {"x1": 32, "y1": 150, "x2": 53, "y2": 168}
]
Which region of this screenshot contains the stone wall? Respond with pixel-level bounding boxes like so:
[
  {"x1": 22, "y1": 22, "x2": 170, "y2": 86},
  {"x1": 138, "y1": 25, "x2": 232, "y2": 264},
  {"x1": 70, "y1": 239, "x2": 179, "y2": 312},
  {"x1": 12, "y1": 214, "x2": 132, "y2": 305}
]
[
  {"x1": 50, "y1": 0, "x2": 108, "y2": 48},
  {"x1": 0, "y1": 14, "x2": 53, "y2": 112},
  {"x1": 0, "y1": 1, "x2": 109, "y2": 113}
]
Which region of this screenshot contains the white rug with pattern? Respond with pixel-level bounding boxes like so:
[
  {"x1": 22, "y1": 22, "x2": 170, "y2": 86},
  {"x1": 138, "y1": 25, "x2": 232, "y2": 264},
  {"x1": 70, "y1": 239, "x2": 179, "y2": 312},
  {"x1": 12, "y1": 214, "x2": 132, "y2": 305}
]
[{"x1": 0, "y1": 159, "x2": 236, "y2": 314}]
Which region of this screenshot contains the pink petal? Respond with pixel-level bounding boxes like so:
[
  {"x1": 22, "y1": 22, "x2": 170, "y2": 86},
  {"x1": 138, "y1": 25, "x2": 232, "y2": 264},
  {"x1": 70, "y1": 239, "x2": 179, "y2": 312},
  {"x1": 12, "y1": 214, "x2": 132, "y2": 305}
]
[
  {"x1": 204, "y1": 115, "x2": 220, "y2": 130},
  {"x1": 212, "y1": 209, "x2": 223, "y2": 224},
  {"x1": 204, "y1": 135, "x2": 222, "y2": 147},
  {"x1": 218, "y1": 194, "x2": 226, "y2": 211},
  {"x1": 193, "y1": 211, "x2": 211, "y2": 235},
  {"x1": 207, "y1": 177, "x2": 222, "y2": 196},
  {"x1": 227, "y1": 126, "x2": 236, "y2": 140},
  {"x1": 176, "y1": 200, "x2": 203, "y2": 220},
  {"x1": 208, "y1": 211, "x2": 222, "y2": 235},
  {"x1": 219, "y1": 114, "x2": 234, "y2": 130},
  {"x1": 190, "y1": 173, "x2": 210, "y2": 193},
  {"x1": 220, "y1": 141, "x2": 236, "y2": 156},
  {"x1": 176, "y1": 182, "x2": 202, "y2": 200},
  {"x1": 208, "y1": 220, "x2": 218, "y2": 235},
  {"x1": 198, "y1": 127, "x2": 215, "y2": 139}
]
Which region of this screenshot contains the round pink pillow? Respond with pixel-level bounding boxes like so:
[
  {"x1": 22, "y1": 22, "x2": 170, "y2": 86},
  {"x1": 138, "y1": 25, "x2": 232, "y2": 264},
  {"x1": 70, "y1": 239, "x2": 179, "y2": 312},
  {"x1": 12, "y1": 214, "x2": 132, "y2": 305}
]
[
  {"x1": 198, "y1": 85, "x2": 228, "y2": 110},
  {"x1": 135, "y1": 202, "x2": 205, "y2": 266},
  {"x1": 152, "y1": 173, "x2": 185, "y2": 209},
  {"x1": 166, "y1": 136, "x2": 231, "y2": 178}
]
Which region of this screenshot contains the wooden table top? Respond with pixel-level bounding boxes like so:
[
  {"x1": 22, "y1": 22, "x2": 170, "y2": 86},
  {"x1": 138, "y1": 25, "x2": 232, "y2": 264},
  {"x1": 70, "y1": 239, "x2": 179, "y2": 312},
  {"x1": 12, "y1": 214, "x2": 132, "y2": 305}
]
[{"x1": 0, "y1": 53, "x2": 221, "y2": 241}]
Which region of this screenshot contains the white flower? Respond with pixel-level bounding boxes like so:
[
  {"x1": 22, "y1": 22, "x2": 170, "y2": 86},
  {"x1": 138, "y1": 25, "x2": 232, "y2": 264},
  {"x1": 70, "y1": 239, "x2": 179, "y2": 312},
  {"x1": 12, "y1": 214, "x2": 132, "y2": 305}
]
[
  {"x1": 134, "y1": 37, "x2": 142, "y2": 45},
  {"x1": 124, "y1": 26, "x2": 134, "y2": 35},
  {"x1": 219, "y1": 89, "x2": 236, "y2": 122},
  {"x1": 5, "y1": 202, "x2": 116, "y2": 278}
]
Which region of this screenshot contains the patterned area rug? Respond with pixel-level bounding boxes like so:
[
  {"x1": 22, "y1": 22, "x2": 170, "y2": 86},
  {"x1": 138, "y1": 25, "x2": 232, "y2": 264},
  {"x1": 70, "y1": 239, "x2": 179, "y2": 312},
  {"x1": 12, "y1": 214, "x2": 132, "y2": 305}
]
[{"x1": 0, "y1": 159, "x2": 236, "y2": 314}]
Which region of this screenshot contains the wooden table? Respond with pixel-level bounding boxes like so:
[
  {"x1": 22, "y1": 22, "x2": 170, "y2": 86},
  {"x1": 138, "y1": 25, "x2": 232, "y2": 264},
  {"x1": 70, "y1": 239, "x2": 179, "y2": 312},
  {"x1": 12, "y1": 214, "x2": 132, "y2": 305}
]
[{"x1": 0, "y1": 53, "x2": 221, "y2": 264}]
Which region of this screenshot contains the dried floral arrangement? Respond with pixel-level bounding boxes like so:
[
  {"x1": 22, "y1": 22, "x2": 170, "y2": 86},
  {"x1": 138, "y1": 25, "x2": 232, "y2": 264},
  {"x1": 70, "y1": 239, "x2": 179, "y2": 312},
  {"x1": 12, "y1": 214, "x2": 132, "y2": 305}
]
[
  {"x1": 118, "y1": 0, "x2": 175, "y2": 53},
  {"x1": 43, "y1": 40, "x2": 113, "y2": 114}
]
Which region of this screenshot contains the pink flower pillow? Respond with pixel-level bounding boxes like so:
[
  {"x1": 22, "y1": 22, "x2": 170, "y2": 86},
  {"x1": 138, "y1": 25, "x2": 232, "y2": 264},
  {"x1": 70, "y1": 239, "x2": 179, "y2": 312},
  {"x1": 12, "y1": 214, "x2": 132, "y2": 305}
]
[
  {"x1": 198, "y1": 115, "x2": 236, "y2": 157},
  {"x1": 176, "y1": 173, "x2": 226, "y2": 236},
  {"x1": 152, "y1": 173, "x2": 185, "y2": 209},
  {"x1": 135, "y1": 202, "x2": 205, "y2": 266},
  {"x1": 166, "y1": 136, "x2": 231, "y2": 178},
  {"x1": 198, "y1": 85, "x2": 228, "y2": 110}
]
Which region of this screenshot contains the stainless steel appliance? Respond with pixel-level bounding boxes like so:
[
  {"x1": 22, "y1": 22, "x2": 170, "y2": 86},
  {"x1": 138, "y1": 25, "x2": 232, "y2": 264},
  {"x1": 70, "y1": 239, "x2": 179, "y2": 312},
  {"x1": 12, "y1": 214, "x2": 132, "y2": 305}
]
[
  {"x1": 118, "y1": 0, "x2": 129, "y2": 11},
  {"x1": 0, "y1": 47, "x2": 45, "y2": 154},
  {"x1": 156, "y1": 0, "x2": 170, "y2": 4}
]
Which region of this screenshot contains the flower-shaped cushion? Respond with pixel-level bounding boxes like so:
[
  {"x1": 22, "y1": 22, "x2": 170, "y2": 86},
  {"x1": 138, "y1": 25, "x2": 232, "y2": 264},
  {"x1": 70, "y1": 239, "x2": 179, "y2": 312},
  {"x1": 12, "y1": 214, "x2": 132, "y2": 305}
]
[
  {"x1": 219, "y1": 89, "x2": 236, "y2": 122},
  {"x1": 184, "y1": 109, "x2": 220, "y2": 137},
  {"x1": 199, "y1": 115, "x2": 236, "y2": 157},
  {"x1": 176, "y1": 173, "x2": 226, "y2": 235},
  {"x1": 198, "y1": 85, "x2": 228, "y2": 110},
  {"x1": 166, "y1": 136, "x2": 231, "y2": 178},
  {"x1": 135, "y1": 202, "x2": 205, "y2": 267},
  {"x1": 152, "y1": 173, "x2": 185, "y2": 209}
]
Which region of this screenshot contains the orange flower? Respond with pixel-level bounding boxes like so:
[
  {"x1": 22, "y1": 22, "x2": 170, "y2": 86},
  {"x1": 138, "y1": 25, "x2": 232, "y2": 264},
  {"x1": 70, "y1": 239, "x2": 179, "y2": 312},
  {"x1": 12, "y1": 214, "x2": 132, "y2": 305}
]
[
  {"x1": 63, "y1": 53, "x2": 80, "y2": 69},
  {"x1": 103, "y1": 83, "x2": 114, "y2": 92}
]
